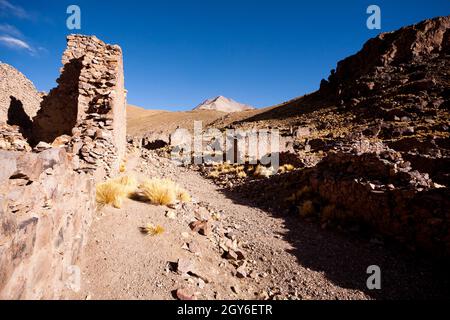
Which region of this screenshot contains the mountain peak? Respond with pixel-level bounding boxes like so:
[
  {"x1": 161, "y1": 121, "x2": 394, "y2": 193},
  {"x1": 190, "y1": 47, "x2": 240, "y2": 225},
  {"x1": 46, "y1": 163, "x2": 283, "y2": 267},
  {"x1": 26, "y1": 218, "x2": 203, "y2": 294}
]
[{"x1": 194, "y1": 96, "x2": 254, "y2": 113}]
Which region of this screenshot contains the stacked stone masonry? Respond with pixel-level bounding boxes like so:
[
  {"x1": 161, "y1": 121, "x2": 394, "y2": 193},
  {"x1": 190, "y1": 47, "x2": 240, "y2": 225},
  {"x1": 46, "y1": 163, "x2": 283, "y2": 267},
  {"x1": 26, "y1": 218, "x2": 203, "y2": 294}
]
[
  {"x1": 0, "y1": 34, "x2": 126, "y2": 299},
  {"x1": 32, "y1": 34, "x2": 127, "y2": 176},
  {"x1": 0, "y1": 63, "x2": 42, "y2": 126}
]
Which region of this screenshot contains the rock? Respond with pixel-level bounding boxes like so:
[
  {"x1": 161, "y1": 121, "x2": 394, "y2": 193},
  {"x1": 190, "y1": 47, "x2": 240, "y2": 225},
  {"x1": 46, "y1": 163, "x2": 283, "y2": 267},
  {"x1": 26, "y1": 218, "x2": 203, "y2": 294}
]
[
  {"x1": 226, "y1": 250, "x2": 239, "y2": 261},
  {"x1": 176, "y1": 288, "x2": 197, "y2": 300},
  {"x1": 176, "y1": 258, "x2": 195, "y2": 275},
  {"x1": 165, "y1": 209, "x2": 177, "y2": 219},
  {"x1": 181, "y1": 232, "x2": 190, "y2": 239},
  {"x1": 235, "y1": 250, "x2": 245, "y2": 260},
  {"x1": 194, "y1": 207, "x2": 211, "y2": 221},
  {"x1": 189, "y1": 220, "x2": 209, "y2": 236},
  {"x1": 188, "y1": 241, "x2": 201, "y2": 255},
  {"x1": 231, "y1": 285, "x2": 240, "y2": 295},
  {"x1": 236, "y1": 265, "x2": 247, "y2": 278},
  {"x1": 0, "y1": 151, "x2": 17, "y2": 183},
  {"x1": 225, "y1": 231, "x2": 237, "y2": 240},
  {"x1": 225, "y1": 248, "x2": 245, "y2": 261}
]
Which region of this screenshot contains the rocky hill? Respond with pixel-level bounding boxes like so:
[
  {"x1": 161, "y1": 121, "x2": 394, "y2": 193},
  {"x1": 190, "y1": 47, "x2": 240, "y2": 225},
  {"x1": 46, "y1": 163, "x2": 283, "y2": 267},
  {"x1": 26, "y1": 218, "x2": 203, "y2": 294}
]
[{"x1": 202, "y1": 16, "x2": 450, "y2": 257}]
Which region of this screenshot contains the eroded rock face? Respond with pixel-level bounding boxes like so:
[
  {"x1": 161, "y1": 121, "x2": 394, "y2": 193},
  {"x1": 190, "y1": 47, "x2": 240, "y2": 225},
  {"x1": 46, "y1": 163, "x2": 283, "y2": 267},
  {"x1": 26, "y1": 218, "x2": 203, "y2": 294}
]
[
  {"x1": 0, "y1": 63, "x2": 42, "y2": 127},
  {"x1": 325, "y1": 16, "x2": 450, "y2": 93},
  {"x1": 0, "y1": 149, "x2": 95, "y2": 299}
]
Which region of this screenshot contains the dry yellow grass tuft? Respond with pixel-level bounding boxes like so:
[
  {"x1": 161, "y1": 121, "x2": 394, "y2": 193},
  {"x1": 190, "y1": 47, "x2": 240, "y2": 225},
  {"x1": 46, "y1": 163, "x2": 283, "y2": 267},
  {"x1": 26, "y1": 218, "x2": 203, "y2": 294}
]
[
  {"x1": 119, "y1": 163, "x2": 126, "y2": 173},
  {"x1": 237, "y1": 171, "x2": 247, "y2": 178},
  {"x1": 177, "y1": 187, "x2": 191, "y2": 203},
  {"x1": 140, "y1": 224, "x2": 165, "y2": 236},
  {"x1": 140, "y1": 179, "x2": 177, "y2": 205},
  {"x1": 113, "y1": 175, "x2": 138, "y2": 196},
  {"x1": 140, "y1": 178, "x2": 191, "y2": 206},
  {"x1": 278, "y1": 164, "x2": 295, "y2": 174},
  {"x1": 96, "y1": 180, "x2": 127, "y2": 208},
  {"x1": 208, "y1": 170, "x2": 220, "y2": 178},
  {"x1": 254, "y1": 165, "x2": 275, "y2": 178}
]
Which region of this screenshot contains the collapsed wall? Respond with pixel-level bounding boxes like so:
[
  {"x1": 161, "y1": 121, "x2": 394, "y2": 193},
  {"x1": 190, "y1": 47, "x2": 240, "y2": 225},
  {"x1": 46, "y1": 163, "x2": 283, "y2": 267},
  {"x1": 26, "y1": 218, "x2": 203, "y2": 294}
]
[{"x1": 0, "y1": 34, "x2": 127, "y2": 299}]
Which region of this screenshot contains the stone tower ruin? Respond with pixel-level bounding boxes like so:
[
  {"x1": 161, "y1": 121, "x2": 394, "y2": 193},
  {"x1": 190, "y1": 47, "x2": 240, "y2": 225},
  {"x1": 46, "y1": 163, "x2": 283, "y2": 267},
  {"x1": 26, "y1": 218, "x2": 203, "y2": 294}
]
[{"x1": 32, "y1": 35, "x2": 127, "y2": 176}]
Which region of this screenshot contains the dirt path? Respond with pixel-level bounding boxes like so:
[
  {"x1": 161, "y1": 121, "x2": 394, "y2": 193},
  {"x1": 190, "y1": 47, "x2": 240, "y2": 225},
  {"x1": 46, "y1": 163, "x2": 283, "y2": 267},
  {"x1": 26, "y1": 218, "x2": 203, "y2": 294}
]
[{"x1": 69, "y1": 150, "x2": 449, "y2": 300}]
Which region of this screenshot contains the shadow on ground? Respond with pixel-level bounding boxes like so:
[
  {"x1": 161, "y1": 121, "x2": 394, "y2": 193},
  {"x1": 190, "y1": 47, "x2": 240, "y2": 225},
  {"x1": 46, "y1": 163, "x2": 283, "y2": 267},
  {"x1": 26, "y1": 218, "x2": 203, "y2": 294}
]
[{"x1": 219, "y1": 175, "x2": 450, "y2": 300}]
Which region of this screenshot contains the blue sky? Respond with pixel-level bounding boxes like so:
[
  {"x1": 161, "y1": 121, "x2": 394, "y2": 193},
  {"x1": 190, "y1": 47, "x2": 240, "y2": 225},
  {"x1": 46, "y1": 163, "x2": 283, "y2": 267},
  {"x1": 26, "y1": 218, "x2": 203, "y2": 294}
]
[{"x1": 0, "y1": 0, "x2": 448, "y2": 111}]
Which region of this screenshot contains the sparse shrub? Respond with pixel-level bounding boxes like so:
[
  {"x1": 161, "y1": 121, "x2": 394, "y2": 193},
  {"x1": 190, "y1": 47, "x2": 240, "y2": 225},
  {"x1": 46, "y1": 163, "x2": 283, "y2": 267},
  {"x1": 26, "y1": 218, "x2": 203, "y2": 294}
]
[
  {"x1": 140, "y1": 178, "x2": 190, "y2": 206},
  {"x1": 298, "y1": 200, "x2": 315, "y2": 217},
  {"x1": 140, "y1": 223, "x2": 165, "y2": 236},
  {"x1": 96, "y1": 180, "x2": 127, "y2": 208}
]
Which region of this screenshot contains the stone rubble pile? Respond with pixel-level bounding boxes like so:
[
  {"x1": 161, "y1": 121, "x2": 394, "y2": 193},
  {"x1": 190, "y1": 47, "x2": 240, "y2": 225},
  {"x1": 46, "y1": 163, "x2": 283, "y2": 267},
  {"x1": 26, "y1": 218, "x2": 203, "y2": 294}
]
[{"x1": 0, "y1": 124, "x2": 31, "y2": 152}]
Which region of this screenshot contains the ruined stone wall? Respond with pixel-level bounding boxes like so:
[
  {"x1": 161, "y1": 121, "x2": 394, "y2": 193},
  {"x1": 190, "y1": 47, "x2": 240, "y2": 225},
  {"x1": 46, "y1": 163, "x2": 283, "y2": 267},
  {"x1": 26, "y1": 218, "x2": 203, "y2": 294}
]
[
  {"x1": 0, "y1": 63, "x2": 41, "y2": 127},
  {"x1": 0, "y1": 148, "x2": 95, "y2": 299},
  {"x1": 66, "y1": 35, "x2": 126, "y2": 176},
  {"x1": 0, "y1": 34, "x2": 127, "y2": 299},
  {"x1": 32, "y1": 35, "x2": 127, "y2": 176}
]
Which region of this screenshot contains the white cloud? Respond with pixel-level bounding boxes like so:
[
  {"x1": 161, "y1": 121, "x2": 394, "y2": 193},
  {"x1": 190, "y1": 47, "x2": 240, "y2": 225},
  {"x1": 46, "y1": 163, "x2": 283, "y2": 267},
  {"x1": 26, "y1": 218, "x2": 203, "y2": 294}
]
[
  {"x1": 0, "y1": 23, "x2": 22, "y2": 37},
  {"x1": 0, "y1": 0, "x2": 30, "y2": 19},
  {"x1": 0, "y1": 35, "x2": 35, "y2": 54}
]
